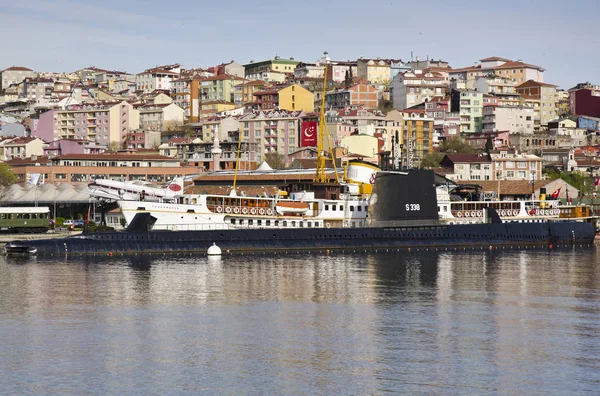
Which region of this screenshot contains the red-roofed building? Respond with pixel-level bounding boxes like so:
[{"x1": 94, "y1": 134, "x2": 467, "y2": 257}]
[
  {"x1": 451, "y1": 57, "x2": 545, "y2": 91},
  {"x1": 0, "y1": 136, "x2": 46, "y2": 160},
  {"x1": 516, "y1": 80, "x2": 558, "y2": 126}
]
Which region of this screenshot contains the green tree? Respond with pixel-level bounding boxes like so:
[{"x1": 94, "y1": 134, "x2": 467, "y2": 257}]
[
  {"x1": 264, "y1": 152, "x2": 286, "y2": 169},
  {"x1": 438, "y1": 137, "x2": 477, "y2": 154},
  {"x1": 484, "y1": 136, "x2": 494, "y2": 153},
  {"x1": 420, "y1": 152, "x2": 445, "y2": 169},
  {"x1": 0, "y1": 163, "x2": 17, "y2": 186},
  {"x1": 378, "y1": 99, "x2": 394, "y2": 114},
  {"x1": 109, "y1": 141, "x2": 122, "y2": 151}
]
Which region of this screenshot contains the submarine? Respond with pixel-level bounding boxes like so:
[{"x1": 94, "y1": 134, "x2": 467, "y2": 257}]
[{"x1": 3, "y1": 170, "x2": 595, "y2": 257}]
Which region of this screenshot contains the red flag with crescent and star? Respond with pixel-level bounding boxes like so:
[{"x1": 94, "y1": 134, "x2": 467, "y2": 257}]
[{"x1": 301, "y1": 121, "x2": 318, "y2": 147}]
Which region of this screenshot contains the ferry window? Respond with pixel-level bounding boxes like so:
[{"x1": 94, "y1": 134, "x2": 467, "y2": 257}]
[
  {"x1": 17, "y1": 214, "x2": 23, "y2": 219},
  {"x1": 258, "y1": 220, "x2": 262, "y2": 226},
  {"x1": 350, "y1": 206, "x2": 354, "y2": 212},
  {"x1": 300, "y1": 222, "x2": 303, "y2": 228},
  {"x1": 325, "y1": 204, "x2": 329, "y2": 210},
  {"x1": 231, "y1": 219, "x2": 235, "y2": 224},
  {"x1": 24, "y1": 214, "x2": 30, "y2": 219},
  {"x1": 291, "y1": 221, "x2": 296, "y2": 227},
  {"x1": 239, "y1": 219, "x2": 244, "y2": 225},
  {"x1": 364, "y1": 206, "x2": 368, "y2": 211},
  {"x1": 307, "y1": 222, "x2": 312, "y2": 228},
  {"x1": 339, "y1": 205, "x2": 344, "y2": 211},
  {"x1": 358, "y1": 206, "x2": 362, "y2": 212},
  {"x1": 266, "y1": 220, "x2": 271, "y2": 226},
  {"x1": 275, "y1": 220, "x2": 279, "y2": 226},
  {"x1": 248, "y1": 220, "x2": 253, "y2": 225},
  {"x1": 332, "y1": 205, "x2": 337, "y2": 211},
  {"x1": 283, "y1": 221, "x2": 287, "y2": 226}
]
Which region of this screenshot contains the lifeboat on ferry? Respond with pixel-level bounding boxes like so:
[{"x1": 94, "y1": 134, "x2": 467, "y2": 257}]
[{"x1": 275, "y1": 201, "x2": 310, "y2": 215}]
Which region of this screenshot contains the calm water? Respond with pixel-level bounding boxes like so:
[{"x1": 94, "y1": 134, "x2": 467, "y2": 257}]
[{"x1": 1, "y1": 249, "x2": 600, "y2": 395}]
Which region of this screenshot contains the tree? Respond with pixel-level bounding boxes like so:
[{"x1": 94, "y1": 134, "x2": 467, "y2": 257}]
[
  {"x1": 420, "y1": 152, "x2": 445, "y2": 169},
  {"x1": 162, "y1": 120, "x2": 185, "y2": 133},
  {"x1": 108, "y1": 141, "x2": 122, "y2": 151},
  {"x1": 264, "y1": 152, "x2": 286, "y2": 169},
  {"x1": 437, "y1": 137, "x2": 477, "y2": 154},
  {"x1": 484, "y1": 136, "x2": 494, "y2": 153},
  {"x1": 378, "y1": 99, "x2": 394, "y2": 113},
  {"x1": 344, "y1": 70, "x2": 351, "y2": 88},
  {"x1": 0, "y1": 163, "x2": 16, "y2": 186}
]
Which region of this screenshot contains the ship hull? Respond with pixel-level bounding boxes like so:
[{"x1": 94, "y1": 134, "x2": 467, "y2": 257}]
[{"x1": 3, "y1": 221, "x2": 595, "y2": 257}]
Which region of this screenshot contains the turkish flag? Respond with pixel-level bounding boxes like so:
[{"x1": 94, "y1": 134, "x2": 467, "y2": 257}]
[
  {"x1": 301, "y1": 121, "x2": 318, "y2": 147},
  {"x1": 549, "y1": 188, "x2": 561, "y2": 199}
]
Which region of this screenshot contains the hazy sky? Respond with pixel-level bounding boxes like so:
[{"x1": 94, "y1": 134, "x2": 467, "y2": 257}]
[{"x1": 1, "y1": 0, "x2": 598, "y2": 90}]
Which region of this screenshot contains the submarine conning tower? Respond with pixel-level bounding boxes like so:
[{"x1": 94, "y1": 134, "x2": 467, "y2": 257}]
[{"x1": 366, "y1": 169, "x2": 440, "y2": 228}]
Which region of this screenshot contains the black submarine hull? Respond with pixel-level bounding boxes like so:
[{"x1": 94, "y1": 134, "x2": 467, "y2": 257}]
[
  {"x1": 3, "y1": 170, "x2": 596, "y2": 257},
  {"x1": 3, "y1": 218, "x2": 595, "y2": 257}
]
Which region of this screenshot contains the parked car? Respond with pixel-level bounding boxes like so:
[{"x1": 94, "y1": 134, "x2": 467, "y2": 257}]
[{"x1": 73, "y1": 219, "x2": 85, "y2": 228}]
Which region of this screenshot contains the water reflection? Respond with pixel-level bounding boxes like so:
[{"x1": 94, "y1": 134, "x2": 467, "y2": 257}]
[{"x1": 0, "y1": 249, "x2": 599, "y2": 394}]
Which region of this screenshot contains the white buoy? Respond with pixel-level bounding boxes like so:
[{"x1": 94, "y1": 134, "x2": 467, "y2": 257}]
[{"x1": 207, "y1": 243, "x2": 222, "y2": 256}]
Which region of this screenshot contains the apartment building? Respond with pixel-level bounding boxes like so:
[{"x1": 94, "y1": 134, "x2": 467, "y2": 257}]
[
  {"x1": 0, "y1": 136, "x2": 46, "y2": 160},
  {"x1": 482, "y1": 105, "x2": 535, "y2": 134},
  {"x1": 449, "y1": 57, "x2": 545, "y2": 90},
  {"x1": 473, "y1": 74, "x2": 521, "y2": 106},
  {"x1": 238, "y1": 109, "x2": 306, "y2": 164},
  {"x1": 357, "y1": 58, "x2": 393, "y2": 86},
  {"x1": 391, "y1": 69, "x2": 448, "y2": 110},
  {"x1": 325, "y1": 83, "x2": 379, "y2": 110},
  {"x1": 137, "y1": 103, "x2": 185, "y2": 131},
  {"x1": 383, "y1": 109, "x2": 433, "y2": 167},
  {"x1": 0, "y1": 66, "x2": 36, "y2": 91},
  {"x1": 568, "y1": 82, "x2": 600, "y2": 118},
  {"x1": 450, "y1": 90, "x2": 483, "y2": 133},
  {"x1": 253, "y1": 83, "x2": 314, "y2": 112},
  {"x1": 244, "y1": 56, "x2": 299, "y2": 82},
  {"x1": 5, "y1": 153, "x2": 199, "y2": 184},
  {"x1": 515, "y1": 80, "x2": 558, "y2": 127},
  {"x1": 490, "y1": 149, "x2": 542, "y2": 181},
  {"x1": 35, "y1": 101, "x2": 140, "y2": 147},
  {"x1": 424, "y1": 97, "x2": 460, "y2": 141},
  {"x1": 199, "y1": 74, "x2": 245, "y2": 103},
  {"x1": 135, "y1": 65, "x2": 180, "y2": 93},
  {"x1": 326, "y1": 61, "x2": 358, "y2": 83}
]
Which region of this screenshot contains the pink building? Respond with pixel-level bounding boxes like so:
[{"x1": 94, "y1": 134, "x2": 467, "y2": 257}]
[
  {"x1": 44, "y1": 139, "x2": 108, "y2": 156},
  {"x1": 424, "y1": 97, "x2": 460, "y2": 142},
  {"x1": 35, "y1": 101, "x2": 139, "y2": 147}
]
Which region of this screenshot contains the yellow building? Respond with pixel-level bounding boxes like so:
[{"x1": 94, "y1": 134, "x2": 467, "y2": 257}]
[
  {"x1": 357, "y1": 58, "x2": 392, "y2": 86},
  {"x1": 384, "y1": 109, "x2": 433, "y2": 168},
  {"x1": 254, "y1": 83, "x2": 314, "y2": 112},
  {"x1": 278, "y1": 84, "x2": 314, "y2": 112},
  {"x1": 240, "y1": 80, "x2": 266, "y2": 104},
  {"x1": 244, "y1": 56, "x2": 299, "y2": 82}
]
